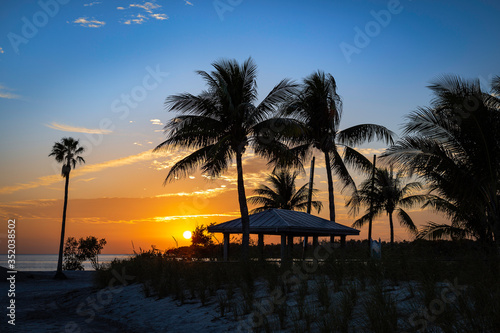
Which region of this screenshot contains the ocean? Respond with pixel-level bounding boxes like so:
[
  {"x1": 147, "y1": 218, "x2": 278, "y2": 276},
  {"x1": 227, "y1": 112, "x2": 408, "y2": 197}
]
[{"x1": 0, "y1": 254, "x2": 133, "y2": 271}]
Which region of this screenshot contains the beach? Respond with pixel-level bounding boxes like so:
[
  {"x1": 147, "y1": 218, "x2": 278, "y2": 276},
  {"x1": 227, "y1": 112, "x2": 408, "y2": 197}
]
[{"x1": 0, "y1": 268, "x2": 236, "y2": 333}]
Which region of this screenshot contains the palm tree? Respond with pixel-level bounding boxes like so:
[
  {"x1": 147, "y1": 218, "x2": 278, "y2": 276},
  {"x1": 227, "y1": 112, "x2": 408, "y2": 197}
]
[
  {"x1": 283, "y1": 71, "x2": 394, "y2": 221},
  {"x1": 49, "y1": 137, "x2": 85, "y2": 279},
  {"x1": 383, "y1": 75, "x2": 500, "y2": 246},
  {"x1": 346, "y1": 167, "x2": 425, "y2": 244},
  {"x1": 154, "y1": 58, "x2": 296, "y2": 261},
  {"x1": 248, "y1": 170, "x2": 322, "y2": 213}
]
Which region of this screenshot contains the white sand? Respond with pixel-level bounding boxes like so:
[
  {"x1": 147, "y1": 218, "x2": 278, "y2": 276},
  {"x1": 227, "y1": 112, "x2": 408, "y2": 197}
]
[
  {"x1": 0, "y1": 269, "x2": 449, "y2": 332},
  {"x1": 0, "y1": 270, "x2": 236, "y2": 332}
]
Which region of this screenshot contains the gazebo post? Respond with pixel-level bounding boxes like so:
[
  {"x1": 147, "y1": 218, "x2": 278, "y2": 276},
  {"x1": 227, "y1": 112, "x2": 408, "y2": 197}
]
[
  {"x1": 330, "y1": 235, "x2": 335, "y2": 244},
  {"x1": 340, "y1": 235, "x2": 346, "y2": 248},
  {"x1": 313, "y1": 236, "x2": 319, "y2": 248},
  {"x1": 281, "y1": 234, "x2": 287, "y2": 262},
  {"x1": 223, "y1": 233, "x2": 230, "y2": 261},
  {"x1": 258, "y1": 233, "x2": 264, "y2": 262},
  {"x1": 287, "y1": 235, "x2": 294, "y2": 261},
  {"x1": 302, "y1": 236, "x2": 308, "y2": 259}
]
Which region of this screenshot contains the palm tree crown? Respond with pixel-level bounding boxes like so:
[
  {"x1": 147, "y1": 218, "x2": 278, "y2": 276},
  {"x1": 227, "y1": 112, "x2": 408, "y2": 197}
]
[
  {"x1": 248, "y1": 170, "x2": 322, "y2": 214},
  {"x1": 284, "y1": 71, "x2": 395, "y2": 221},
  {"x1": 49, "y1": 137, "x2": 86, "y2": 177},
  {"x1": 154, "y1": 57, "x2": 297, "y2": 260},
  {"x1": 347, "y1": 167, "x2": 425, "y2": 244},
  {"x1": 383, "y1": 75, "x2": 500, "y2": 244}
]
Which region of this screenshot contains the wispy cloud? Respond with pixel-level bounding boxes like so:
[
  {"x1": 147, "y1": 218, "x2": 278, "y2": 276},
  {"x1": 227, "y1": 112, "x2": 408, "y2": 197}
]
[
  {"x1": 0, "y1": 47, "x2": 4, "y2": 54},
  {"x1": 119, "y1": 1, "x2": 168, "y2": 24},
  {"x1": 84, "y1": 1, "x2": 101, "y2": 6},
  {"x1": 150, "y1": 119, "x2": 164, "y2": 125},
  {"x1": 130, "y1": 2, "x2": 160, "y2": 13},
  {"x1": 45, "y1": 122, "x2": 113, "y2": 134},
  {"x1": 153, "y1": 213, "x2": 238, "y2": 222},
  {"x1": 73, "y1": 17, "x2": 105, "y2": 28},
  {"x1": 184, "y1": 1, "x2": 194, "y2": 6},
  {"x1": 155, "y1": 186, "x2": 230, "y2": 199},
  {"x1": 0, "y1": 84, "x2": 21, "y2": 100},
  {"x1": 123, "y1": 14, "x2": 147, "y2": 25},
  {"x1": 0, "y1": 150, "x2": 157, "y2": 195},
  {"x1": 150, "y1": 13, "x2": 168, "y2": 20}
]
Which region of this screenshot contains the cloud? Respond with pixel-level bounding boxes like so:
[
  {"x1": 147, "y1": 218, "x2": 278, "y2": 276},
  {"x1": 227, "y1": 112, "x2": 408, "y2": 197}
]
[
  {"x1": 185, "y1": 1, "x2": 194, "y2": 6},
  {"x1": 73, "y1": 17, "x2": 105, "y2": 28},
  {"x1": 119, "y1": 1, "x2": 168, "y2": 24},
  {"x1": 150, "y1": 13, "x2": 168, "y2": 20},
  {"x1": 150, "y1": 119, "x2": 164, "y2": 125},
  {"x1": 0, "y1": 150, "x2": 157, "y2": 195},
  {"x1": 0, "y1": 47, "x2": 4, "y2": 54},
  {"x1": 123, "y1": 14, "x2": 148, "y2": 25},
  {"x1": 84, "y1": 1, "x2": 101, "y2": 6},
  {"x1": 156, "y1": 186, "x2": 231, "y2": 199},
  {"x1": 0, "y1": 84, "x2": 21, "y2": 100},
  {"x1": 153, "y1": 213, "x2": 238, "y2": 222},
  {"x1": 129, "y1": 2, "x2": 161, "y2": 13},
  {"x1": 45, "y1": 122, "x2": 113, "y2": 134}
]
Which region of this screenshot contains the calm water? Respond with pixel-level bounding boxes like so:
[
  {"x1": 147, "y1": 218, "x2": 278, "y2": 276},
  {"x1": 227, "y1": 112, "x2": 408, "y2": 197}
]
[{"x1": 0, "y1": 254, "x2": 133, "y2": 271}]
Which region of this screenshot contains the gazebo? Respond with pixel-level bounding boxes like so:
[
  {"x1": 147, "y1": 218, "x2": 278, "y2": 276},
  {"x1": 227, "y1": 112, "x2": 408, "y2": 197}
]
[{"x1": 207, "y1": 209, "x2": 360, "y2": 261}]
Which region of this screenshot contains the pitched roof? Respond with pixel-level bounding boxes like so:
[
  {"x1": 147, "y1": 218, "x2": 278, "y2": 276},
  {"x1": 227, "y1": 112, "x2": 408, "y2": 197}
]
[{"x1": 207, "y1": 209, "x2": 359, "y2": 236}]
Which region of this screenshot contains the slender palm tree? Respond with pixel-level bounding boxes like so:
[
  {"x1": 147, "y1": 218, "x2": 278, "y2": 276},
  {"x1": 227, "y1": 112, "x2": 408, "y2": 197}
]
[
  {"x1": 248, "y1": 170, "x2": 322, "y2": 213},
  {"x1": 49, "y1": 137, "x2": 85, "y2": 279},
  {"x1": 283, "y1": 71, "x2": 394, "y2": 221},
  {"x1": 383, "y1": 75, "x2": 500, "y2": 246},
  {"x1": 346, "y1": 167, "x2": 425, "y2": 244},
  {"x1": 154, "y1": 58, "x2": 297, "y2": 261}
]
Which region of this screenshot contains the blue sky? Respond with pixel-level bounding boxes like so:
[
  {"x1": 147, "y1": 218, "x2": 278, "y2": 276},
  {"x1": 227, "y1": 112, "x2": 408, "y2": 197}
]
[{"x1": 0, "y1": 0, "x2": 499, "y2": 252}]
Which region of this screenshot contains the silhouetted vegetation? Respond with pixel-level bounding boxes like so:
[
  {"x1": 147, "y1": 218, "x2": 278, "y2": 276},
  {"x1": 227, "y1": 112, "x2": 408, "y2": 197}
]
[
  {"x1": 63, "y1": 236, "x2": 107, "y2": 270},
  {"x1": 96, "y1": 240, "x2": 499, "y2": 332},
  {"x1": 248, "y1": 170, "x2": 322, "y2": 213},
  {"x1": 49, "y1": 137, "x2": 86, "y2": 279}
]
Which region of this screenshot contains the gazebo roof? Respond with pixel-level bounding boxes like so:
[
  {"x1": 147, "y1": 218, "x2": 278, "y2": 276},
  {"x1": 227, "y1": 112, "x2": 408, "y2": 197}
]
[{"x1": 207, "y1": 209, "x2": 360, "y2": 236}]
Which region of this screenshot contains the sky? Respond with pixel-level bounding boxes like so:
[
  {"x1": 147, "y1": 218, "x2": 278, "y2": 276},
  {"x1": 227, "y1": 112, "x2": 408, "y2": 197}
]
[{"x1": 0, "y1": 0, "x2": 499, "y2": 254}]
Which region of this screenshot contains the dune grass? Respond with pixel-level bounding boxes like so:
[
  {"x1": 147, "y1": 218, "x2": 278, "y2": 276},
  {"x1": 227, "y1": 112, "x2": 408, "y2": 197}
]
[{"x1": 95, "y1": 240, "x2": 500, "y2": 332}]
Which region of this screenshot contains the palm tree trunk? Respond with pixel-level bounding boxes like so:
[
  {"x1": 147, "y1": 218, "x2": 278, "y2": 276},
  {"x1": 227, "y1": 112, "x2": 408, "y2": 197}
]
[
  {"x1": 324, "y1": 151, "x2": 335, "y2": 221},
  {"x1": 55, "y1": 171, "x2": 70, "y2": 279},
  {"x1": 236, "y1": 152, "x2": 250, "y2": 261},
  {"x1": 389, "y1": 212, "x2": 394, "y2": 245}
]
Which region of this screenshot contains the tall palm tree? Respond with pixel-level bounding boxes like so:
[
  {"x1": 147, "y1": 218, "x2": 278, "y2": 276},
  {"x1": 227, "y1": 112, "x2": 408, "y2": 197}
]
[
  {"x1": 49, "y1": 137, "x2": 85, "y2": 279},
  {"x1": 283, "y1": 71, "x2": 394, "y2": 221},
  {"x1": 346, "y1": 167, "x2": 425, "y2": 244},
  {"x1": 383, "y1": 75, "x2": 500, "y2": 246},
  {"x1": 248, "y1": 170, "x2": 322, "y2": 213},
  {"x1": 154, "y1": 58, "x2": 296, "y2": 261}
]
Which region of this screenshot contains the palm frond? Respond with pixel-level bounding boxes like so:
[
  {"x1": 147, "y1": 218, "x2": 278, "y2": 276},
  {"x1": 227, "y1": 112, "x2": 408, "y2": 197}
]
[
  {"x1": 417, "y1": 222, "x2": 471, "y2": 240},
  {"x1": 337, "y1": 124, "x2": 395, "y2": 147},
  {"x1": 397, "y1": 209, "x2": 418, "y2": 235}
]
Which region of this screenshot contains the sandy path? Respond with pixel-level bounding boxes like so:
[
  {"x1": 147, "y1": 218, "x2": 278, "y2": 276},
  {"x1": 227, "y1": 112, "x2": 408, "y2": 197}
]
[{"x1": 0, "y1": 270, "x2": 236, "y2": 333}]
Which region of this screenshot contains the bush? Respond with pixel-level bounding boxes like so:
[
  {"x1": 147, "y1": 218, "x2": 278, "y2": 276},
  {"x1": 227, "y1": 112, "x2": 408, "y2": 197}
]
[{"x1": 63, "y1": 236, "x2": 107, "y2": 270}]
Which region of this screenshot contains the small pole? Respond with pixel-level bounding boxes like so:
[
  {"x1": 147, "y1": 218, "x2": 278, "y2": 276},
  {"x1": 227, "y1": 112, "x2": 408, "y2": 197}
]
[
  {"x1": 368, "y1": 155, "x2": 376, "y2": 257},
  {"x1": 303, "y1": 157, "x2": 315, "y2": 259},
  {"x1": 306, "y1": 156, "x2": 316, "y2": 214}
]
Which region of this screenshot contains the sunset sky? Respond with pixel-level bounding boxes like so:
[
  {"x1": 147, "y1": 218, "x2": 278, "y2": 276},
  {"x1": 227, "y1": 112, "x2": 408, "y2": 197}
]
[{"x1": 1, "y1": 0, "x2": 499, "y2": 254}]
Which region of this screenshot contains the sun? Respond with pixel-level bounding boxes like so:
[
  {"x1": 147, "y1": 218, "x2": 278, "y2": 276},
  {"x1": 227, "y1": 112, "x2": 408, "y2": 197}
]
[{"x1": 183, "y1": 230, "x2": 192, "y2": 239}]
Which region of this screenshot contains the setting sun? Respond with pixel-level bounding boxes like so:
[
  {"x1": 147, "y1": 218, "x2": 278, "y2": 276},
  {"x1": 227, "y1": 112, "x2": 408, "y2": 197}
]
[{"x1": 183, "y1": 231, "x2": 192, "y2": 240}]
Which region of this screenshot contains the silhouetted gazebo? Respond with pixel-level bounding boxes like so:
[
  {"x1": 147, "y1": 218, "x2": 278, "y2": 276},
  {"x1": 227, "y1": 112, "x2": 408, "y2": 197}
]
[{"x1": 207, "y1": 209, "x2": 360, "y2": 261}]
